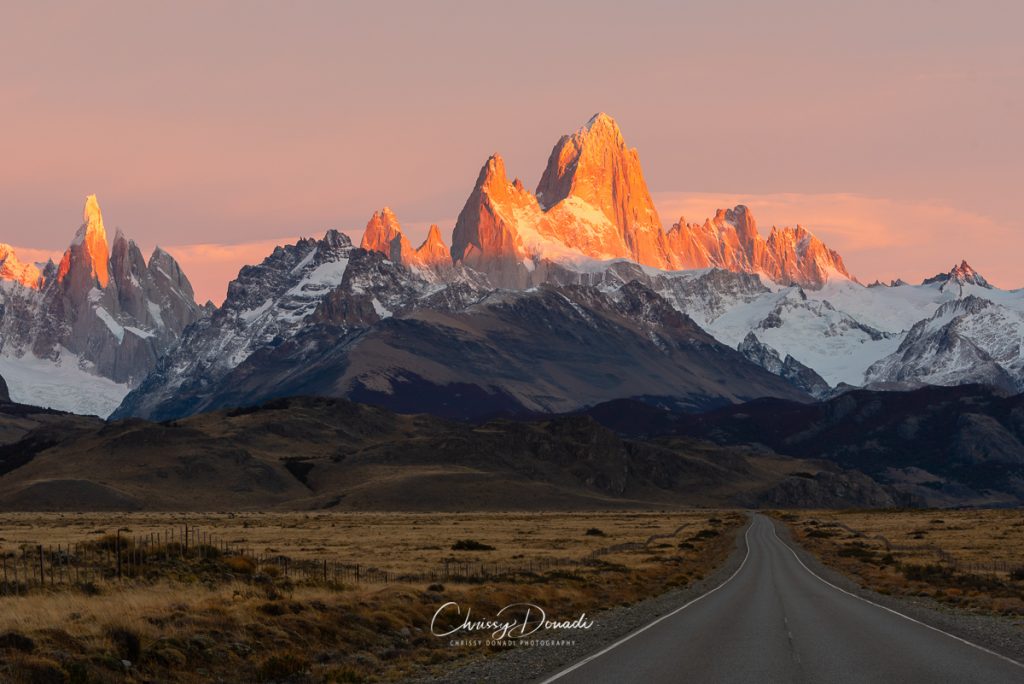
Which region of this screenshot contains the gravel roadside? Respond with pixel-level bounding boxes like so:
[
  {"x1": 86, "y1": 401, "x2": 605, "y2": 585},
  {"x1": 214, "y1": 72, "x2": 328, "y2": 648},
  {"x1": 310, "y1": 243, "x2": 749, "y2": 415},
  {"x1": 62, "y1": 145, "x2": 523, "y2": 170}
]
[{"x1": 409, "y1": 515, "x2": 754, "y2": 684}]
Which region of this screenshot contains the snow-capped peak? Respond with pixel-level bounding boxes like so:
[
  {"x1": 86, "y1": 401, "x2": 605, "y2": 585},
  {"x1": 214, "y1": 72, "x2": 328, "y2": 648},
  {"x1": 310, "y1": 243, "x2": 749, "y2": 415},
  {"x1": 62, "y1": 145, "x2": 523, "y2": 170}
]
[{"x1": 922, "y1": 260, "x2": 991, "y2": 291}]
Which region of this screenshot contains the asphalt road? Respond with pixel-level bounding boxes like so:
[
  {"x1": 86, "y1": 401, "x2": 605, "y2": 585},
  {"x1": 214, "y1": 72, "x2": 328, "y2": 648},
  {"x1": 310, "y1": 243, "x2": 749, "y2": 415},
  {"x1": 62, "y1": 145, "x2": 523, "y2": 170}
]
[{"x1": 538, "y1": 514, "x2": 1024, "y2": 684}]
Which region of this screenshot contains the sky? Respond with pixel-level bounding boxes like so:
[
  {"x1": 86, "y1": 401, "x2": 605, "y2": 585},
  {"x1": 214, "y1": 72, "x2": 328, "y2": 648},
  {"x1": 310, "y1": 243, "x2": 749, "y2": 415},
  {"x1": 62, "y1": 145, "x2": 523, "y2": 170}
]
[{"x1": 2, "y1": 1, "x2": 1022, "y2": 303}]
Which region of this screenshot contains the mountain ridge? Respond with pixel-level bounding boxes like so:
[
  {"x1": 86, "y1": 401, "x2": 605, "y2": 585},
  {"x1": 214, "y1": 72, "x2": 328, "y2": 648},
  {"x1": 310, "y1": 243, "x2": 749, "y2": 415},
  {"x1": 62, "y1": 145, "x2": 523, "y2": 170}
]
[{"x1": 0, "y1": 196, "x2": 202, "y2": 415}]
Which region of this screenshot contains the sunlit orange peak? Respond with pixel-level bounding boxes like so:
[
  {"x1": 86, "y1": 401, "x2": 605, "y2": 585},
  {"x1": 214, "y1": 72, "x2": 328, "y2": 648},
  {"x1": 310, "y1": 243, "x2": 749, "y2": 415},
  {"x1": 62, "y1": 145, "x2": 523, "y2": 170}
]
[
  {"x1": 57, "y1": 194, "x2": 111, "y2": 287},
  {"x1": 0, "y1": 243, "x2": 43, "y2": 289}
]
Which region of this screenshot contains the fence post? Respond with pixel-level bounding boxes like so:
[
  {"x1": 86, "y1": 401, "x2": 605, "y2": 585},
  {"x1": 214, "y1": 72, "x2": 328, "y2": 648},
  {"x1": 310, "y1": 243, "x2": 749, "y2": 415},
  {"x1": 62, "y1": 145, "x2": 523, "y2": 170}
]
[
  {"x1": 38, "y1": 546, "x2": 44, "y2": 587},
  {"x1": 116, "y1": 531, "x2": 122, "y2": 580}
]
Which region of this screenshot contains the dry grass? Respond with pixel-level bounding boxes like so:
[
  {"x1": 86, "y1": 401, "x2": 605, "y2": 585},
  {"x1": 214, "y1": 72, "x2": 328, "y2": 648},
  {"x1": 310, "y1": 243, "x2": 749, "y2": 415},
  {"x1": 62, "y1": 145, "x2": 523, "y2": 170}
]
[
  {"x1": 0, "y1": 511, "x2": 718, "y2": 574},
  {"x1": 775, "y1": 509, "x2": 1024, "y2": 616},
  {"x1": 0, "y1": 510, "x2": 744, "y2": 683}
]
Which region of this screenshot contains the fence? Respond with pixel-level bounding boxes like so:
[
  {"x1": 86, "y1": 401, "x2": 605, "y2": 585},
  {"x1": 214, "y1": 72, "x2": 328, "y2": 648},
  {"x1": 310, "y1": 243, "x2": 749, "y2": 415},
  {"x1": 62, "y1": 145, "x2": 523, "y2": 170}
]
[
  {"x1": 829, "y1": 521, "x2": 1016, "y2": 575},
  {"x1": 0, "y1": 520, "x2": 701, "y2": 596}
]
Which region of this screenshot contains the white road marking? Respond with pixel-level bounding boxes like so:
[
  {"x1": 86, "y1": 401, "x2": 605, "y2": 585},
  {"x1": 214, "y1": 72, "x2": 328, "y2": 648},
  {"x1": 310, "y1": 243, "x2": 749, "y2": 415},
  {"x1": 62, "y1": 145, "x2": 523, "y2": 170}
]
[
  {"x1": 770, "y1": 523, "x2": 1024, "y2": 671},
  {"x1": 537, "y1": 516, "x2": 758, "y2": 684}
]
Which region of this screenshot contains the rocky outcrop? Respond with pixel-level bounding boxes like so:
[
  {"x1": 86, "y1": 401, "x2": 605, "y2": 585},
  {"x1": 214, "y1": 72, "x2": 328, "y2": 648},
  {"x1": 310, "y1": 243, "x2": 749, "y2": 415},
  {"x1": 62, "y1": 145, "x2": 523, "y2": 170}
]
[
  {"x1": 360, "y1": 209, "x2": 451, "y2": 270},
  {"x1": 413, "y1": 225, "x2": 450, "y2": 266},
  {"x1": 450, "y1": 154, "x2": 538, "y2": 287},
  {"x1": 922, "y1": 260, "x2": 992, "y2": 292},
  {"x1": 360, "y1": 207, "x2": 408, "y2": 260},
  {"x1": 753, "y1": 470, "x2": 912, "y2": 508},
  {"x1": 738, "y1": 332, "x2": 831, "y2": 398}
]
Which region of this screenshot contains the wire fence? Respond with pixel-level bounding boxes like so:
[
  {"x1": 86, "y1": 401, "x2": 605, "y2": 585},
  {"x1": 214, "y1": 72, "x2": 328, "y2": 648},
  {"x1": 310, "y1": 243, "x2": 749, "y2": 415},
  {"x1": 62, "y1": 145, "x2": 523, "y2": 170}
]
[
  {"x1": 830, "y1": 521, "x2": 1019, "y2": 576},
  {"x1": 0, "y1": 521, "x2": 705, "y2": 596}
]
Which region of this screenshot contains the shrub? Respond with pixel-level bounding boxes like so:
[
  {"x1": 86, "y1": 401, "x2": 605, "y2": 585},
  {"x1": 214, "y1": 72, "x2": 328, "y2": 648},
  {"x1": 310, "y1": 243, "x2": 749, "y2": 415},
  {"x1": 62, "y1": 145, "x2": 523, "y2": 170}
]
[
  {"x1": 259, "y1": 602, "x2": 287, "y2": 616},
  {"x1": 837, "y1": 544, "x2": 876, "y2": 562},
  {"x1": 426, "y1": 583, "x2": 444, "y2": 592},
  {"x1": 901, "y1": 563, "x2": 953, "y2": 582},
  {"x1": 1011, "y1": 567, "x2": 1024, "y2": 582},
  {"x1": 687, "y1": 529, "x2": 719, "y2": 541},
  {"x1": 223, "y1": 555, "x2": 256, "y2": 575},
  {"x1": 105, "y1": 626, "x2": 141, "y2": 663},
  {"x1": 257, "y1": 653, "x2": 310, "y2": 682},
  {"x1": 806, "y1": 529, "x2": 835, "y2": 539},
  {"x1": 451, "y1": 540, "x2": 494, "y2": 551},
  {"x1": 9, "y1": 656, "x2": 68, "y2": 684},
  {"x1": 584, "y1": 528, "x2": 607, "y2": 537},
  {"x1": 0, "y1": 631, "x2": 35, "y2": 653}
]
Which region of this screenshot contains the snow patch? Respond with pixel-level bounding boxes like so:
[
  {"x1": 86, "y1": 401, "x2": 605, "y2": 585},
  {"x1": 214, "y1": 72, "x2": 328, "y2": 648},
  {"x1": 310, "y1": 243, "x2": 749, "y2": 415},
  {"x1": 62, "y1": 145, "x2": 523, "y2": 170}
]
[
  {"x1": 239, "y1": 298, "x2": 273, "y2": 323},
  {"x1": 94, "y1": 307, "x2": 125, "y2": 343},
  {"x1": 0, "y1": 351, "x2": 130, "y2": 418},
  {"x1": 371, "y1": 298, "x2": 392, "y2": 318}
]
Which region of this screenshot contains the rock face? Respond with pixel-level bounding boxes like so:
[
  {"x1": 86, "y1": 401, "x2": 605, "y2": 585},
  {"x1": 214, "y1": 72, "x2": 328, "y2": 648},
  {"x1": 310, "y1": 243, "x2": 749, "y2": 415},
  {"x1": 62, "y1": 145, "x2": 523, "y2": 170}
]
[
  {"x1": 359, "y1": 207, "x2": 406, "y2": 260},
  {"x1": 450, "y1": 154, "x2": 540, "y2": 287},
  {"x1": 446, "y1": 113, "x2": 850, "y2": 289},
  {"x1": 0, "y1": 195, "x2": 203, "y2": 402},
  {"x1": 0, "y1": 245, "x2": 44, "y2": 288},
  {"x1": 737, "y1": 332, "x2": 831, "y2": 398},
  {"x1": 864, "y1": 295, "x2": 1024, "y2": 392},
  {"x1": 113, "y1": 242, "x2": 810, "y2": 421},
  {"x1": 359, "y1": 208, "x2": 451, "y2": 271},
  {"x1": 922, "y1": 260, "x2": 992, "y2": 292},
  {"x1": 675, "y1": 384, "x2": 1024, "y2": 506},
  {"x1": 113, "y1": 229, "x2": 364, "y2": 420},
  {"x1": 665, "y1": 207, "x2": 851, "y2": 286},
  {"x1": 536, "y1": 112, "x2": 667, "y2": 267},
  {"x1": 414, "y1": 225, "x2": 450, "y2": 266}
]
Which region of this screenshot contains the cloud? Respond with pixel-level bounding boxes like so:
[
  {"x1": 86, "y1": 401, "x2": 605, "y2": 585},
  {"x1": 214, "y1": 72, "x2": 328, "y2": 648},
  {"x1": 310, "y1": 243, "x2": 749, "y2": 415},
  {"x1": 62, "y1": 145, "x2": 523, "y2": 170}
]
[{"x1": 653, "y1": 192, "x2": 1016, "y2": 288}]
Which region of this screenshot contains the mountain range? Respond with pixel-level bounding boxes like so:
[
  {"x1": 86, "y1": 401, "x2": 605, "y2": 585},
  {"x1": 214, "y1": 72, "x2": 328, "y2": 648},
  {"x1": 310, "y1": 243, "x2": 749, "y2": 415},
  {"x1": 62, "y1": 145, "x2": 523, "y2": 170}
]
[{"x1": 1, "y1": 113, "x2": 1022, "y2": 424}]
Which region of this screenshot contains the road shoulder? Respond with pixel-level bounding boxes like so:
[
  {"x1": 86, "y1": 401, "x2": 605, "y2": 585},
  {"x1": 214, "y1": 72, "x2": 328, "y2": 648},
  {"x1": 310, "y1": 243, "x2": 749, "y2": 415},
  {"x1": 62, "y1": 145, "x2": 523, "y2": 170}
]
[{"x1": 768, "y1": 515, "x2": 1024, "y2": 666}]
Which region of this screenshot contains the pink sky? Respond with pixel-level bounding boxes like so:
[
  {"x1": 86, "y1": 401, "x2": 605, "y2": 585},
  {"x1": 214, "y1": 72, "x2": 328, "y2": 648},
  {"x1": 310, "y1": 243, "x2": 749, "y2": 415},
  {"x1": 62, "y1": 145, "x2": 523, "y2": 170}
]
[{"x1": 2, "y1": 2, "x2": 1022, "y2": 303}]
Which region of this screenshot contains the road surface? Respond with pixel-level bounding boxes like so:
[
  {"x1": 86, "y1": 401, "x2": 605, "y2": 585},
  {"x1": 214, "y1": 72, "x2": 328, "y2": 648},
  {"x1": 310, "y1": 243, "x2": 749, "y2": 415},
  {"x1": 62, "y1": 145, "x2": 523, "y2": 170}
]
[{"x1": 539, "y1": 514, "x2": 1023, "y2": 684}]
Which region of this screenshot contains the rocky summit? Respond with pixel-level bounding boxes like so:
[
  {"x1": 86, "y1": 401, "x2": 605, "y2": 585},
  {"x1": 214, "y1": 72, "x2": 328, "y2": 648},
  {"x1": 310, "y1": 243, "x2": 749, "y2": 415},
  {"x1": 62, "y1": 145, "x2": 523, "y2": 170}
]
[
  {"x1": 424, "y1": 113, "x2": 851, "y2": 289},
  {"x1": 0, "y1": 195, "x2": 203, "y2": 415}
]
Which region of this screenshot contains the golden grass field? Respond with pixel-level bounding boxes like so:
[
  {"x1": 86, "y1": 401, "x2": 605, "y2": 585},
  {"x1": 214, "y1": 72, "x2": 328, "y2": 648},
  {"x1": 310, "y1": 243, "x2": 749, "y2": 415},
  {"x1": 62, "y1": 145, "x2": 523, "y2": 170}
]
[
  {"x1": 0, "y1": 510, "x2": 744, "y2": 683},
  {"x1": 777, "y1": 509, "x2": 1024, "y2": 616}
]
